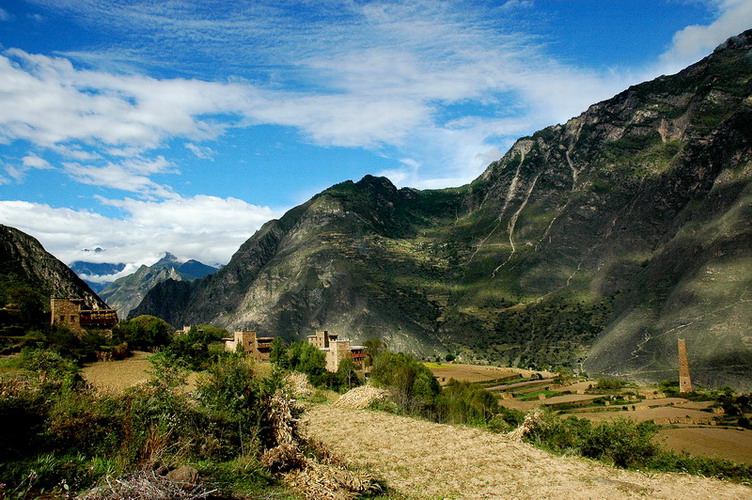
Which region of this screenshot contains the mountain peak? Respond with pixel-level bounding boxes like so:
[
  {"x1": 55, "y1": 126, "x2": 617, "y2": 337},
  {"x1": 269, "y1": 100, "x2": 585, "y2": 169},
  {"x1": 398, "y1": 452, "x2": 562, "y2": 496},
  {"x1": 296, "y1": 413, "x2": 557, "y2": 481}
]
[{"x1": 153, "y1": 252, "x2": 181, "y2": 268}]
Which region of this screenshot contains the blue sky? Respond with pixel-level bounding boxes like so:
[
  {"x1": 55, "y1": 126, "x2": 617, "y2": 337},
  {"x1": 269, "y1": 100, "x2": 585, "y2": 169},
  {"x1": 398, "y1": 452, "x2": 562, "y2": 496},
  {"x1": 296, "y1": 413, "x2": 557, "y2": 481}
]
[{"x1": 0, "y1": 0, "x2": 750, "y2": 280}]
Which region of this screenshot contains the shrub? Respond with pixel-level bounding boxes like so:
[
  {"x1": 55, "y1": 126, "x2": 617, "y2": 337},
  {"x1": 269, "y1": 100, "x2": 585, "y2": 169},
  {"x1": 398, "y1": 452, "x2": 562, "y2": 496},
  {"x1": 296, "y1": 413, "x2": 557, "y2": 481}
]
[
  {"x1": 596, "y1": 378, "x2": 627, "y2": 391},
  {"x1": 580, "y1": 419, "x2": 659, "y2": 468},
  {"x1": 113, "y1": 315, "x2": 174, "y2": 351},
  {"x1": 436, "y1": 379, "x2": 500, "y2": 425},
  {"x1": 371, "y1": 351, "x2": 440, "y2": 417}
]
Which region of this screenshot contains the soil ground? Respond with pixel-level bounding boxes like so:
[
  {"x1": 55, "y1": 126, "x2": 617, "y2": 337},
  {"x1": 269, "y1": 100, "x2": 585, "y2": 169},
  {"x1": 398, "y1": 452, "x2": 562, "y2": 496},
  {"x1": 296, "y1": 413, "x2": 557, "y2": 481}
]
[
  {"x1": 660, "y1": 427, "x2": 752, "y2": 464},
  {"x1": 303, "y1": 405, "x2": 750, "y2": 499}
]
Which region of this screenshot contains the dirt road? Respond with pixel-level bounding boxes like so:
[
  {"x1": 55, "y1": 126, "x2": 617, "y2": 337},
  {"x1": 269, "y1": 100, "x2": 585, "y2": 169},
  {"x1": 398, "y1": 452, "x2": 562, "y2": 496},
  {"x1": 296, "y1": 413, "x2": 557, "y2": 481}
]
[{"x1": 303, "y1": 405, "x2": 750, "y2": 499}]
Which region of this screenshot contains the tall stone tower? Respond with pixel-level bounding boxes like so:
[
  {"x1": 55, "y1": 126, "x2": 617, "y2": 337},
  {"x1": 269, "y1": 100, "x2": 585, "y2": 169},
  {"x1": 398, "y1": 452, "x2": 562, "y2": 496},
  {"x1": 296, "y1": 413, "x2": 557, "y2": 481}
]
[{"x1": 678, "y1": 338, "x2": 692, "y2": 393}]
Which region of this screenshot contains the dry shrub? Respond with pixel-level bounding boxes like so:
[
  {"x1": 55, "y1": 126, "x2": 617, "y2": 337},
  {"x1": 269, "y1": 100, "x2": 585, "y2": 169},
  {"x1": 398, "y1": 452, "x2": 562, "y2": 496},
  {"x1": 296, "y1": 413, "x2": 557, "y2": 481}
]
[
  {"x1": 261, "y1": 443, "x2": 305, "y2": 472},
  {"x1": 268, "y1": 388, "x2": 304, "y2": 446},
  {"x1": 285, "y1": 372, "x2": 314, "y2": 399},
  {"x1": 263, "y1": 387, "x2": 384, "y2": 498},
  {"x1": 334, "y1": 385, "x2": 390, "y2": 410},
  {"x1": 507, "y1": 407, "x2": 546, "y2": 441},
  {"x1": 283, "y1": 459, "x2": 383, "y2": 500},
  {"x1": 82, "y1": 469, "x2": 216, "y2": 500}
]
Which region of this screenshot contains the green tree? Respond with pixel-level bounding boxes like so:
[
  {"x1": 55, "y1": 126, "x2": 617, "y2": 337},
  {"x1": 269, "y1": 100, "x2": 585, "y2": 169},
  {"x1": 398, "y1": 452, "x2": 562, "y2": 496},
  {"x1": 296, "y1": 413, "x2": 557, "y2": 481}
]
[
  {"x1": 269, "y1": 338, "x2": 289, "y2": 367},
  {"x1": 113, "y1": 315, "x2": 174, "y2": 350},
  {"x1": 5, "y1": 286, "x2": 46, "y2": 328},
  {"x1": 371, "y1": 351, "x2": 440, "y2": 416}
]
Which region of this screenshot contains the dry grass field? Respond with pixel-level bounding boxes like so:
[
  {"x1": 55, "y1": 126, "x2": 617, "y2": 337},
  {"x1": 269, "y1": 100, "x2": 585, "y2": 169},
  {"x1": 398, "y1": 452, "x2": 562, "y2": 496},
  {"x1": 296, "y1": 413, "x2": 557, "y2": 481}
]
[
  {"x1": 660, "y1": 427, "x2": 752, "y2": 464},
  {"x1": 423, "y1": 362, "x2": 557, "y2": 385},
  {"x1": 82, "y1": 351, "x2": 153, "y2": 391},
  {"x1": 81, "y1": 354, "x2": 272, "y2": 393},
  {"x1": 303, "y1": 405, "x2": 750, "y2": 499},
  {"x1": 565, "y1": 407, "x2": 716, "y2": 424}
]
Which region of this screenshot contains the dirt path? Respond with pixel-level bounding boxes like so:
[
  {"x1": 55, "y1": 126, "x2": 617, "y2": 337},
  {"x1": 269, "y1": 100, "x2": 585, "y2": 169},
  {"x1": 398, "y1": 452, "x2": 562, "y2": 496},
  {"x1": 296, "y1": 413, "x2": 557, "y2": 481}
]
[{"x1": 303, "y1": 405, "x2": 750, "y2": 499}]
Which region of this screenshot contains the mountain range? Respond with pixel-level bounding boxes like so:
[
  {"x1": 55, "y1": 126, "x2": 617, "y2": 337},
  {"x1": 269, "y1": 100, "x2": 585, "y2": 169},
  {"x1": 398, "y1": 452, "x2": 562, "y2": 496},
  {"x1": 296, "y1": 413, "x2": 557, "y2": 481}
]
[
  {"x1": 99, "y1": 253, "x2": 217, "y2": 318},
  {"x1": 133, "y1": 30, "x2": 752, "y2": 390}
]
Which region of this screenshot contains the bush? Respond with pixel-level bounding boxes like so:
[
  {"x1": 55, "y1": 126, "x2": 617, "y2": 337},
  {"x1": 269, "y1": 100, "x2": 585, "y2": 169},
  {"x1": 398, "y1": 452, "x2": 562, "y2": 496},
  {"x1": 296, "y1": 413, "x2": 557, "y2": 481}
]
[
  {"x1": 113, "y1": 315, "x2": 174, "y2": 351},
  {"x1": 162, "y1": 325, "x2": 225, "y2": 370},
  {"x1": 0, "y1": 347, "x2": 292, "y2": 496},
  {"x1": 580, "y1": 419, "x2": 659, "y2": 468},
  {"x1": 436, "y1": 379, "x2": 500, "y2": 426},
  {"x1": 596, "y1": 378, "x2": 627, "y2": 391},
  {"x1": 371, "y1": 351, "x2": 440, "y2": 417}
]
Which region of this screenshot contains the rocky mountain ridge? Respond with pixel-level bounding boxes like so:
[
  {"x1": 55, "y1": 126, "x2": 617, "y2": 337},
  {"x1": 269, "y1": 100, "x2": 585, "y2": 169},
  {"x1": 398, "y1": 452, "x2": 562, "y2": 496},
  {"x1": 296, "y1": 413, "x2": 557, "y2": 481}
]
[
  {"x1": 0, "y1": 224, "x2": 107, "y2": 309},
  {"x1": 101, "y1": 253, "x2": 217, "y2": 318},
  {"x1": 133, "y1": 30, "x2": 752, "y2": 389}
]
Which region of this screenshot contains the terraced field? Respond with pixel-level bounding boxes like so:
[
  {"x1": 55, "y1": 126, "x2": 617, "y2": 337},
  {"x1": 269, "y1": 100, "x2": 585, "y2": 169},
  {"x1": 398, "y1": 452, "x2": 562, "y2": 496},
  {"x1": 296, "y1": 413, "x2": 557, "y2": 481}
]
[{"x1": 304, "y1": 405, "x2": 750, "y2": 499}]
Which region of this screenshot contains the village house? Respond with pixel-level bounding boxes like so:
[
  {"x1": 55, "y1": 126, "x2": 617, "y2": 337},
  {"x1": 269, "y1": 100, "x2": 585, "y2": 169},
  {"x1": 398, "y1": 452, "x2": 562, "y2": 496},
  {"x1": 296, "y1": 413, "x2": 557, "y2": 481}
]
[
  {"x1": 224, "y1": 329, "x2": 274, "y2": 361},
  {"x1": 50, "y1": 297, "x2": 118, "y2": 335},
  {"x1": 223, "y1": 328, "x2": 365, "y2": 372},
  {"x1": 307, "y1": 330, "x2": 365, "y2": 372}
]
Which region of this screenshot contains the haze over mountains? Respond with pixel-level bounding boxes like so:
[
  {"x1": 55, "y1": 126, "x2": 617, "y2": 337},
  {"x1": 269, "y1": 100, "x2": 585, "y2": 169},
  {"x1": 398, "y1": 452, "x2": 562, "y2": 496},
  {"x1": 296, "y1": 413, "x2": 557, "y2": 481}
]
[{"x1": 131, "y1": 31, "x2": 752, "y2": 389}]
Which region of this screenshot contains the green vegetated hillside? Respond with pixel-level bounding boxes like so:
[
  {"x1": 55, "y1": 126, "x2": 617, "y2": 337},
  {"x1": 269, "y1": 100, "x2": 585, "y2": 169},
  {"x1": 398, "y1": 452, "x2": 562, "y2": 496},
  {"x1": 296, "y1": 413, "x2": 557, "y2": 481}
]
[{"x1": 133, "y1": 30, "x2": 752, "y2": 389}]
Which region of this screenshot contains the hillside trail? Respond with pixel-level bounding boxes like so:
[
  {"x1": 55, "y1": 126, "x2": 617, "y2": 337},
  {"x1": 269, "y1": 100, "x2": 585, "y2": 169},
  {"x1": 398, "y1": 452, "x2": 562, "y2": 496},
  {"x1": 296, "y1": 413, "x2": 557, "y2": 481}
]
[{"x1": 303, "y1": 405, "x2": 751, "y2": 499}]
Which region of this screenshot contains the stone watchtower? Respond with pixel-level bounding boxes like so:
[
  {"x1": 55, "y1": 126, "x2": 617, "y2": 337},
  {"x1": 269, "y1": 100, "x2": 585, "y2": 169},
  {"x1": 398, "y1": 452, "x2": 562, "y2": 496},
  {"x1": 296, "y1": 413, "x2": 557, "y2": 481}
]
[{"x1": 678, "y1": 338, "x2": 692, "y2": 393}]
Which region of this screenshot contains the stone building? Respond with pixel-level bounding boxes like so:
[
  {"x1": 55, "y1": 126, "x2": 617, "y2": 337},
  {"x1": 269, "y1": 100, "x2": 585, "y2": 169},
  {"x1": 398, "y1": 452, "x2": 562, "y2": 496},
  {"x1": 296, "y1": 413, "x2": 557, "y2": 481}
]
[
  {"x1": 50, "y1": 297, "x2": 118, "y2": 335},
  {"x1": 224, "y1": 329, "x2": 274, "y2": 361},
  {"x1": 306, "y1": 330, "x2": 365, "y2": 371}
]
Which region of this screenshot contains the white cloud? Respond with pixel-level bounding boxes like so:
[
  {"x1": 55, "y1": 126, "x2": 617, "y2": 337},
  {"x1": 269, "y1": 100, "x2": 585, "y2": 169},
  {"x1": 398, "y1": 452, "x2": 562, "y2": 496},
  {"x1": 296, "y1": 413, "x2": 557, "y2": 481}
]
[
  {"x1": 0, "y1": 8, "x2": 10, "y2": 21},
  {"x1": 22, "y1": 153, "x2": 52, "y2": 169},
  {"x1": 5, "y1": 1, "x2": 637, "y2": 188},
  {"x1": 5, "y1": 0, "x2": 750, "y2": 196},
  {"x1": 185, "y1": 142, "x2": 214, "y2": 160},
  {"x1": 4, "y1": 152, "x2": 54, "y2": 181},
  {"x1": 659, "y1": 0, "x2": 752, "y2": 73},
  {"x1": 0, "y1": 196, "x2": 281, "y2": 266},
  {"x1": 0, "y1": 49, "x2": 250, "y2": 149}
]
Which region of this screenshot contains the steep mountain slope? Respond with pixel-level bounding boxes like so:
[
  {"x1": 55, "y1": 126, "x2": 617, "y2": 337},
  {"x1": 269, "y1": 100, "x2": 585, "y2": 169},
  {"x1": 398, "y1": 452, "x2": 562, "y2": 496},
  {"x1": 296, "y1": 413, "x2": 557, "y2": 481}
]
[
  {"x1": 0, "y1": 224, "x2": 107, "y2": 308},
  {"x1": 134, "y1": 31, "x2": 752, "y2": 388},
  {"x1": 101, "y1": 253, "x2": 217, "y2": 318}
]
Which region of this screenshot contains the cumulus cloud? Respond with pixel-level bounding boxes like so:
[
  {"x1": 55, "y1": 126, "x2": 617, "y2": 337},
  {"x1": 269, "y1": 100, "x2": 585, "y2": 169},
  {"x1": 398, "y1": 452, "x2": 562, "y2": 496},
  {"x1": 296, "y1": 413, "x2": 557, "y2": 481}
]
[{"x1": 0, "y1": 196, "x2": 280, "y2": 266}]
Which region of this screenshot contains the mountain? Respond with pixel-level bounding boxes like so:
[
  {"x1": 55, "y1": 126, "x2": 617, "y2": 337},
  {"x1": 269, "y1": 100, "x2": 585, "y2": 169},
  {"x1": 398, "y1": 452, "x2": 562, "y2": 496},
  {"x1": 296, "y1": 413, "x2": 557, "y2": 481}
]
[
  {"x1": 0, "y1": 224, "x2": 107, "y2": 309},
  {"x1": 102, "y1": 253, "x2": 217, "y2": 318},
  {"x1": 133, "y1": 31, "x2": 752, "y2": 389},
  {"x1": 69, "y1": 261, "x2": 127, "y2": 293}
]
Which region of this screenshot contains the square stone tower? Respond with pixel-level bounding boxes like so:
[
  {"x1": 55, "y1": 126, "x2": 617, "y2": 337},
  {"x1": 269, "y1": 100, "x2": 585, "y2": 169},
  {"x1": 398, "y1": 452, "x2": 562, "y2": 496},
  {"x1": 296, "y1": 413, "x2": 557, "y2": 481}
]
[{"x1": 678, "y1": 338, "x2": 692, "y2": 393}]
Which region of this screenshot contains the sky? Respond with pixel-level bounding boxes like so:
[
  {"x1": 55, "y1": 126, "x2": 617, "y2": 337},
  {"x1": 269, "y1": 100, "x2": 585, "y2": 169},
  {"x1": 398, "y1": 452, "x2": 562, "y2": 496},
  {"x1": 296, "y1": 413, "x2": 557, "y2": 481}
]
[{"x1": 0, "y1": 0, "x2": 751, "y2": 282}]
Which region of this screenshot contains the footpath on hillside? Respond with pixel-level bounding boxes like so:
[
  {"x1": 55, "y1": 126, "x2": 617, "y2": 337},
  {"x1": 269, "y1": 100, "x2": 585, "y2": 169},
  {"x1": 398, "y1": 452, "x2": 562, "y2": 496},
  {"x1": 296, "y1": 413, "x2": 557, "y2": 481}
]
[{"x1": 303, "y1": 405, "x2": 750, "y2": 499}]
